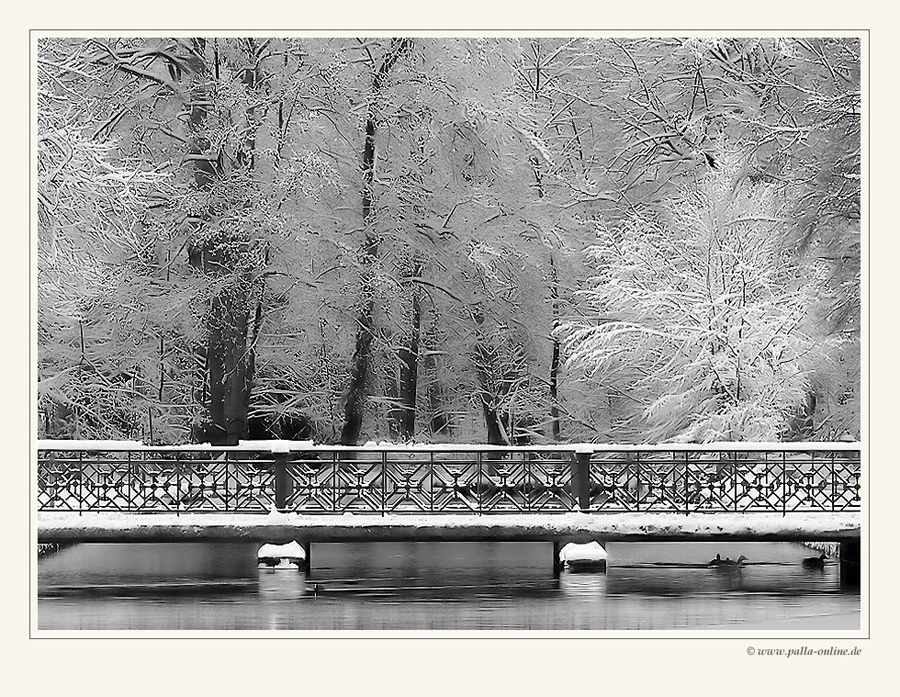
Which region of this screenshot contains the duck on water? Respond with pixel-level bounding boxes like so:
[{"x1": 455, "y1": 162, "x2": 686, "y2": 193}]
[
  {"x1": 708, "y1": 554, "x2": 748, "y2": 568},
  {"x1": 802, "y1": 552, "x2": 828, "y2": 570},
  {"x1": 706, "y1": 552, "x2": 828, "y2": 569}
]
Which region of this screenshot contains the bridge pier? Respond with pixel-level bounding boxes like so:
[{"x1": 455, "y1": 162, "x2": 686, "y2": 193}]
[
  {"x1": 303, "y1": 541, "x2": 311, "y2": 577},
  {"x1": 840, "y1": 539, "x2": 860, "y2": 586},
  {"x1": 553, "y1": 541, "x2": 562, "y2": 578},
  {"x1": 558, "y1": 540, "x2": 608, "y2": 572}
]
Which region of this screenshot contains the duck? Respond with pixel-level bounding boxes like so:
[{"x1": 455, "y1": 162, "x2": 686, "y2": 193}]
[{"x1": 802, "y1": 552, "x2": 827, "y2": 569}]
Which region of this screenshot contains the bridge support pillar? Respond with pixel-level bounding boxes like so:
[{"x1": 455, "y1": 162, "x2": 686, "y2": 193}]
[
  {"x1": 557, "y1": 540, "x2": 608, "y2": 573},
  {"x1": 303, "y1": 541, "x2": 311, "y2": 577},
  {"x1": 553, "y1": 541, "x2": 562, "y2": 578},
  {"x1": 839, "y1": 539, "x2": 860, "y2": 586}
]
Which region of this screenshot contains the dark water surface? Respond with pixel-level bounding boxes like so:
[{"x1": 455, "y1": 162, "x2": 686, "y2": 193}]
[{"x1": 38, "y1": 541, "x2": 860, "y2": 630}]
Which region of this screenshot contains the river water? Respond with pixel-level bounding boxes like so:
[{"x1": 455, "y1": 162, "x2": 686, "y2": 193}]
[{"x1": 38, "y1": 541, "x2": 860, "y2": 630}]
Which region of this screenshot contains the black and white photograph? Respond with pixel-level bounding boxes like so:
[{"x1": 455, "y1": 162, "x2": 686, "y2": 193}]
[{"x1": 32, "y1": 29, "x2": 865, "y2": 635}]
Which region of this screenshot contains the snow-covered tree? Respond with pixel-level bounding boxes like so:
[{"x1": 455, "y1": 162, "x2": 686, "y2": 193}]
[
  {"x1": 562, "y1": 148, "x2": 848, "y2": 442},
  {"x1": 36, "y1": 37, "x2": 860, "y2": 445}
]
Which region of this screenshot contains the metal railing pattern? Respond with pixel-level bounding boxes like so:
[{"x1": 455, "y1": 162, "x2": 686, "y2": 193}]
[{"x1": 36, "y1": 446, "x2": 861, "y2": 516}]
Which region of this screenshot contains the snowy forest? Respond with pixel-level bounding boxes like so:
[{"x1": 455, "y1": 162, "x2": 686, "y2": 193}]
[{"x1": 36, "y1": 37, "x2": 861, "y2": 446}]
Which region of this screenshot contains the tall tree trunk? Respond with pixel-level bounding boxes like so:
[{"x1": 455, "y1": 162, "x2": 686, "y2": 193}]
[
  {"x1": 549, "y1": 343, "x2": 561, "y2": 439},
  {"x1": 206, "y1": 293, "x2": 253, "y2": 443},
  {"x1": 386, "y1": 256, "x2": 423, "y2": 440},
  {"x1": 472, "y1": 307, "x2": 510, "y2": 446},
  {"x1": 481, "y1": 403, "x2": 506, "y2": 446},
  {"x1": 340, "y1": 39, "x2": 412, "y2": 445},
  {"x1": 530, "y1": 154, "x2": 562, "y2": 441},
  {"x1": 182, "y1": 38, "x2": 262, "y2": 445},
  {"x1": 548, "y1": 253, "x2": 562, "y2": 441},
  {"x1": 387, "y1": 288, "x2": 421, "y2": 440},
  {"x1": 398, "y1": 291, "x2": 421, "y2": 437},
  {"x1": 339, "y1": 107, "x2": 377, "y2": 443},
  {"x1": 421, "y1": 319, "x2": 452, "y2": 438}
]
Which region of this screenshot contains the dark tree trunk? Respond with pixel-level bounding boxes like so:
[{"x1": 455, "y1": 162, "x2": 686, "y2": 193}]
[
  {"x1": 421, "y1": 320, "x2": 452, "y2": 438},
  {"x1": 387, "y1": 290, "x2": 421, "y2": 440},
  {"x1": 530, "y1": 155, "x2": 562, "y2": 441},
  {"x1": 475, "y1": 350, "x2": 507, "y2": 446},
  {"x1": 481, "y1": 403, "x2": 506, "y2": 446},
  {"x1": 340, "y1": 74, "x2": 381, "y2": 446},
  {"x1": 91, "y1": 38, "x2": 265, "y2": 446},
  {"x1": 205, "y1": 294, "x2": 253, "y2": 444},
  {"x1": 182, "y1": 39, "x2": 262, "y2": 445},
  {"x1": 340, "y1": 39, "x2": 412, "y2": 445},
  {"x1": 341, "y1": 307, "x2": 375, "y2": 445},
  {"x1": 549, "y1": 338, "x2": 561, "y2": 439},
  {"x1": 548, "y1": 254, "x2": 561, "y2": 441},
  {"x1": 472, "y1": 307, "x2": 511, "y2": 446},
  {"x1": 398, "y1": 291, "x2": 421, "y2": 436}
]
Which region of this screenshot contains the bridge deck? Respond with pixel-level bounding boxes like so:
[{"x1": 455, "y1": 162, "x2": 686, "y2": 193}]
[{"x1": 37, "y1": 511, "x2": 861, "y2": 544}]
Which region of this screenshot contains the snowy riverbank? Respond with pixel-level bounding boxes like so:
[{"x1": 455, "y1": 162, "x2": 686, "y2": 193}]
[
  {"x1": 37, "y1": 542, "x2": 72, "y2": 558},
  {"x1": 802, "y1": 541, "x2": 842, "y2": 557}
]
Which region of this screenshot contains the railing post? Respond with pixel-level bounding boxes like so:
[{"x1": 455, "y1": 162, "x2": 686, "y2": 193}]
[
  {"x1": 127, "y1": 450, "x2": 133, "y2": 512},
  {"x1": 381, "y1": 451, "x2": 387, "y2": 516},
  {"x1": 224, "y1": 451, "x2": 231, "y2": 512},
  {"x1": 78, "y1": 451, "x2": 83, "y2": 516},
  {"x1": 831, "y1": 451, "x2": 836, "y2": 513},
  {"x1": 570, "y1": 450, "x2": 591, "y2": 512},
  {"x1": 635, "y1": 451, "x2": 640, "y2": 512},
  {"x1": 176, "y1": 453, "x2": 181, "y2": 516},
  {"x1": 523, "y1": 450, "x2": 531, "y2": 512},
  {"x1": 781, "y1": 451, "x2": 786, "y2": 517},
  {"x1": 331, "y1": 451, "x2": 338, "y2": 512},
  {"x1": 477, "y1": 451, "x2": 483, "y2": 514},
  {"x1": 274, "y1": 452, "x2": 290, "y2": 512},
  {"x1": 429, "y1": 451, "x2": 435, "y2": 513},
  {"x1": 733, "y1": 451, "x2": 738, "y2": 513}
]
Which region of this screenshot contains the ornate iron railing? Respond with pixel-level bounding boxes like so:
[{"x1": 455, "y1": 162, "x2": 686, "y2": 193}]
[{"x1": 36, "y1": 443, "x2": 861, "y2": 515}]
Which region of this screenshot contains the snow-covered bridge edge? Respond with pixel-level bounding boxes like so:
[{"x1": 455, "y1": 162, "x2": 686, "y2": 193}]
[{"x1": 37, "y1": 511, "x2": 860, "y2": 544}]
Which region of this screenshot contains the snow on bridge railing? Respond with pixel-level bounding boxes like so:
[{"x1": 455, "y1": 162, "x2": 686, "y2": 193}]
[
  {"x1": 36, "y1": 439, "x2": 863, "y2": 453},
  {"x1": 37, "y1": 439, "x2": 861, "y2": 516}
]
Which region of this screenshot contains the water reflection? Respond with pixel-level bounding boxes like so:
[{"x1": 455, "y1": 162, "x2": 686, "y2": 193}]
[
  {"x1": 38, "y1": 541, "x2": 859, "y2": 631},
  {"x1": 256, "y1": 568, "x2": 309, "y2": 601},
  {"x1": 559, "y1": 570, "x2": 608, "y2": 597}
]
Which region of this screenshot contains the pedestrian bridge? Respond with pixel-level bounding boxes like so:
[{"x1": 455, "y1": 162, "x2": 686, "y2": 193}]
[{"x1": 36, "y1": 441, "x2": 862, "y2": 578}]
